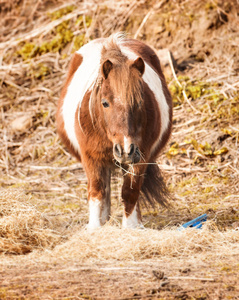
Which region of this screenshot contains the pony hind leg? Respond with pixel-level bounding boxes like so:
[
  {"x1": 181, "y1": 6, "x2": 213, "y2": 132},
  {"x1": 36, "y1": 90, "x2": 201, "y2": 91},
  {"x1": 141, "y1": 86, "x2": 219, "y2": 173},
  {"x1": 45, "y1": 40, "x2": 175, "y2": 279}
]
[{"x1": 100, "y1": 169, "x2": 111, "y2": 225}]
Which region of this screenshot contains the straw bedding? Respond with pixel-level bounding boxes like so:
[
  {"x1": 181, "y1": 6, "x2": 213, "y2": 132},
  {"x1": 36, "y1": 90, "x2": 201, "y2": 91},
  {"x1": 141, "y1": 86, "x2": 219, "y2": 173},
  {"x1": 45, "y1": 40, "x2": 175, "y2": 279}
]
[{"x1": 0, "y1": 1, "x2": 238, "y2": 297}]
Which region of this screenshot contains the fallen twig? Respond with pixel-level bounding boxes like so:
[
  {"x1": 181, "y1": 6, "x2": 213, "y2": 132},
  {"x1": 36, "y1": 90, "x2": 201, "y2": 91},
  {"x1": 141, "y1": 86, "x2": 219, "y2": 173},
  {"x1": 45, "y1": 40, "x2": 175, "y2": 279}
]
[{"x1": 167, "y1": 51, "x2": 201, "y2": 114}]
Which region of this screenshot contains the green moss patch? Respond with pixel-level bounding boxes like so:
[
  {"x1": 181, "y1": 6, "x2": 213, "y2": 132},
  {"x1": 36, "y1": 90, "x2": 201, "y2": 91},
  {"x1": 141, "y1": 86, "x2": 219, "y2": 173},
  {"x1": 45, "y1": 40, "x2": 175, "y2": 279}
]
[
  {"x1": 48, "y1": 5, "x2": 76, "y2": 21},
  {"x1": 16, "y1": 14, "x2": 92, "y2": 61}
]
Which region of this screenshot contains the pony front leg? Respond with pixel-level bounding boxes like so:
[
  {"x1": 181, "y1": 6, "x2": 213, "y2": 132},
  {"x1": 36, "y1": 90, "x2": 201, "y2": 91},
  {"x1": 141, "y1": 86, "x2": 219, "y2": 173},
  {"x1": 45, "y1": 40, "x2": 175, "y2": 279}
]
[
  {"x1": 121, "y1": 173, "x2": 144, "y2": 229},
  {"x1": 88, "y1": 197, "x2": 101, "y2": 229},
  {"x1": 87, "y1": 168, "x2": 111, "y2": 229}
]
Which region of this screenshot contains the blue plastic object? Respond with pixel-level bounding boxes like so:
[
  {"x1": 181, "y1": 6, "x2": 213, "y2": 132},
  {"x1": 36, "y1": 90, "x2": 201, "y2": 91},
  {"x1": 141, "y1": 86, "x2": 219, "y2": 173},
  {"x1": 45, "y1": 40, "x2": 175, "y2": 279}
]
[{"x1": 178, "y1": 214, "x2": 207, "y2": 230}]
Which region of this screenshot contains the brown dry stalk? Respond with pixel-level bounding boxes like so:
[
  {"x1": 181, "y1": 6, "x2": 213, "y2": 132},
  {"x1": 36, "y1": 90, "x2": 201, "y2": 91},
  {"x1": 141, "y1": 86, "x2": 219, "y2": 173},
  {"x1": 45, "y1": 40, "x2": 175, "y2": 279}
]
[
  {"x1": 0, "y1": 0, "x2": 238, "y2": 263},
  {"x1": 0, "y1": 8, "x2": 87, "y2": 50}
]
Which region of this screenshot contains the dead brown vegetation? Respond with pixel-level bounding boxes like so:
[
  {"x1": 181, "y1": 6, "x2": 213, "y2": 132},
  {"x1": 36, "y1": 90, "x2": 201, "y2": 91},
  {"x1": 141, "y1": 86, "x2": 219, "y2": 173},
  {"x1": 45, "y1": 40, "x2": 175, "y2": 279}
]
[
  {"x1": 0, "y1": 191, "x2": 63, "y2": 254},
  {"x1": 0, "y1": 0, "x2": 238, "y2": 299}
]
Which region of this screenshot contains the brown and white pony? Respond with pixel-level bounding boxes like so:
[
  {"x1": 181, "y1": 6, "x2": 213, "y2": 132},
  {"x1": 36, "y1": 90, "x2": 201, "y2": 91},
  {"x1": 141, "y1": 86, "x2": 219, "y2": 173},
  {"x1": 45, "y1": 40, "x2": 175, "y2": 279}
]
[{"x1": 57, "y1": 33, "x2": 172, "y2": 229}]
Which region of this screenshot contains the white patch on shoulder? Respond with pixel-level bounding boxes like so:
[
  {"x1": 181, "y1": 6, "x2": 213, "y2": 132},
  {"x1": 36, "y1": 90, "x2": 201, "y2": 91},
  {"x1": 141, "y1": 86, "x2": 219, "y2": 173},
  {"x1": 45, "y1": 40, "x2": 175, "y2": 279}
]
[
  {"x1": 88, "y1": 198, "x2": 101, "y2": 230},
  {"x1": 122, "y1": 205, "x2": 142, "y2": 228},
  {"x1": 62, "y1": 40, "x2": 103, "y2": 154},
  {"x1": 120, "y1": 46, "x2": 169, "y2": 155}
]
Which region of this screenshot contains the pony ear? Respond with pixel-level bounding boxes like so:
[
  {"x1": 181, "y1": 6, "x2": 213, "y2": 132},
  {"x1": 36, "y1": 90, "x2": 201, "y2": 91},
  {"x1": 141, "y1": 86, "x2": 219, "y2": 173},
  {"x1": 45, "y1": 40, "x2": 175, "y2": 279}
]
[
  {"x1": 102, "y1": 60, "x2": 113, "y2": 79},
  {"x1": 131, "y1": 57, "x2": 145, "y2": 76}
]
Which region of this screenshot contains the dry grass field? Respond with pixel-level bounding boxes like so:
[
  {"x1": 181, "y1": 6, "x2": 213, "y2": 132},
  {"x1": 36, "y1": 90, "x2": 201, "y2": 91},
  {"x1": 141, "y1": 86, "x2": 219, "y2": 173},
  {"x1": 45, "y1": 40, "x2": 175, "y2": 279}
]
[{"x1": 0, "y1": 0, "x2": 239, "y2": 299}]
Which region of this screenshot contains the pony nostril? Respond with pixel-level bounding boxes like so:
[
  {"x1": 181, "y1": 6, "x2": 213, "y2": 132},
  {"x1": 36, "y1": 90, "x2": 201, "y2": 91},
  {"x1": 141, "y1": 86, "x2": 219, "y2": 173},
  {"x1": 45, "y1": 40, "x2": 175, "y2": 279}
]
[
  {"x1": 114, "y1": 144, "x2": 122, "y2": 158},
  {"x1": 135, "y1": 146, "x2": 140, "y2": 156},
  {"x1": 128, "y1": 144, "x2": 135, "y2": 156}
]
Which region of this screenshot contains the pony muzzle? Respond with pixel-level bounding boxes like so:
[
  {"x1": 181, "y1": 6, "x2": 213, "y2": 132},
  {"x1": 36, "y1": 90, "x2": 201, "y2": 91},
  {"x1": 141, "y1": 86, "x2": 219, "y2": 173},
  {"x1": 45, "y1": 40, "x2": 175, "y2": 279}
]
[{"x1": 113, "y1": 143, "x2": 140, "y2": 164}]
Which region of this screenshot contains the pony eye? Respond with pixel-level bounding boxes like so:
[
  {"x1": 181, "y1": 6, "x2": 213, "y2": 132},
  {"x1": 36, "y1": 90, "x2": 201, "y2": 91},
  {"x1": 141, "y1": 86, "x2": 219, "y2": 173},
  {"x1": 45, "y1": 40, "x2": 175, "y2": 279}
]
[{"x1": 102, "y1": 99, "x2": 109, "y2": 108}]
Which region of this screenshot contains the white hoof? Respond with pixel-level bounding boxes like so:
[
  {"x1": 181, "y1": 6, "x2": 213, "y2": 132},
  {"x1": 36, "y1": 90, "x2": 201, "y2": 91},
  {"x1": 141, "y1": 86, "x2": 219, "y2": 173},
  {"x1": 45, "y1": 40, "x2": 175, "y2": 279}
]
[
  {"x1": 86, "y1": 222, "x2": 101, "y2": 231},
  {"x1": 122, "y1": 205, "x2": 143, "y2": 229}
]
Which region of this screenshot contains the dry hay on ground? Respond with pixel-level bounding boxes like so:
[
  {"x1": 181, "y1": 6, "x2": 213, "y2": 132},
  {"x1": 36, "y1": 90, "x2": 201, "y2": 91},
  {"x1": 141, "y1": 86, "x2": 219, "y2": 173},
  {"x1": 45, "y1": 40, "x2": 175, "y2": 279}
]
[
  {"x1": 0, "y1": 190, "x2": 238, "y2": 263},
  {"x1": 0, "y1": 0, "x2": 238, "y2": 255},
  {"x1": 0, "y1": 191, "x2": 63, "y2": 254},
  {"x1": 0, "y1": 190, "x2": 238, "y2": 299},
  {"x1": 0, "y1": 0, "x2": 239, "y2": 298},
  {"x1": 49, "y1": 223, "x2": 239, "y2": 263}
]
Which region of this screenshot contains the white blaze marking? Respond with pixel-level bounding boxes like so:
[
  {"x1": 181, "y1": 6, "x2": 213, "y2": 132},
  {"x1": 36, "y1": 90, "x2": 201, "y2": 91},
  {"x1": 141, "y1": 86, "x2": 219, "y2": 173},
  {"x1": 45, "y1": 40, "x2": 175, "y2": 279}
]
[
  {"x1": 123, "y1": 136, "x2": 131, "y2": 154},
  {"x1": 62, "y1": 40, "x2": 103, "y2": 154},
  {"x1": 122, "y1": 205, "x2": 141, "y2": 228},
  {"x1": 88, "y1": 199, "x2": 101, "y2": 229}
]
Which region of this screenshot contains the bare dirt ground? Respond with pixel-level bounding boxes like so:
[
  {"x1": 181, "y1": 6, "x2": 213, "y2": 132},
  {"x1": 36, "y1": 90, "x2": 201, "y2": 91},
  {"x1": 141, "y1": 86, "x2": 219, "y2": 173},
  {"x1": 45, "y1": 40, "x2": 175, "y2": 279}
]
[{"x1": 0, "y1": 0, "x2": 239, "y2": 299}]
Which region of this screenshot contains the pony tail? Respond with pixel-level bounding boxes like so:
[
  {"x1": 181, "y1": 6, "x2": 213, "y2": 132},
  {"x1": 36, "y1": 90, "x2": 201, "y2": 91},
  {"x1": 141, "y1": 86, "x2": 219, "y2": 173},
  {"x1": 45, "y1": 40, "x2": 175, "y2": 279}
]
[{"x1": 140, "y1": 164, "x2": 170, "y2": 208}]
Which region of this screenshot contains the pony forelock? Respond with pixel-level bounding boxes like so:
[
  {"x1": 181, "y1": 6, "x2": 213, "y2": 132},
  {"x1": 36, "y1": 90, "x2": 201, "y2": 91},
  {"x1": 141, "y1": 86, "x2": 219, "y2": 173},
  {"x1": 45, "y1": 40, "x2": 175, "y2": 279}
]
[{"x1": 84, "y1": 33, "x2": 144, "y2": 126}]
